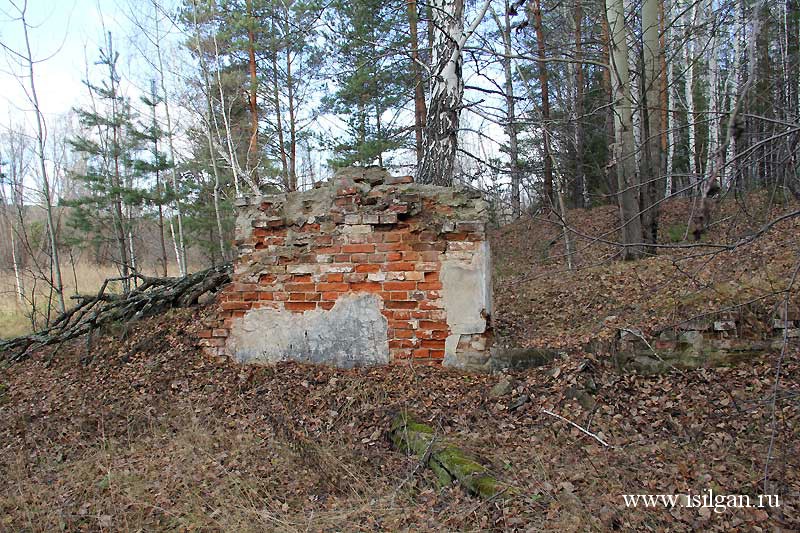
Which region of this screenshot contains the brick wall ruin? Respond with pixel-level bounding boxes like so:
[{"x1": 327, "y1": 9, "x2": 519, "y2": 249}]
[{"x1": 199, "y1": 167, "x2": 492, "y2": 369}]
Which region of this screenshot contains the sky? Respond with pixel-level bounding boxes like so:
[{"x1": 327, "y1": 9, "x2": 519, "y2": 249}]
[
  {"x1": 0, "y1": 0, "x2": 185, "y2": 129},
  {"x1": 0, "y1": 0, "x2": 508, "y2": 190}
]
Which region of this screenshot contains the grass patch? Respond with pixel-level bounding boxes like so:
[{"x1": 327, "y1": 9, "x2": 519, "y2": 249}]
[{"x1": 665, "y1": 223, "x2": 687, "y2": 243}]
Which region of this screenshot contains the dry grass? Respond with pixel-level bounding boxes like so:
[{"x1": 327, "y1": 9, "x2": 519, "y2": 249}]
[{"x1": 0, "y1": 262, "x2": 192, "y2": 339}]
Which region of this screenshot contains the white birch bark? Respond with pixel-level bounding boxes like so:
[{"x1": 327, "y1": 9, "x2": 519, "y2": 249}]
[
  {"x1": 417, "y1": 0, "x2": 493, "y2": 186},
  {"x1": 607, "y1": 0, "x2": 645, "y2": 258}
]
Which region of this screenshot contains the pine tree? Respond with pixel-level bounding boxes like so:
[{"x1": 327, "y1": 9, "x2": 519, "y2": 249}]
[
  {"x1": 67, "y1": 33, "x2": 144, "y2": 292},
  {"x1": 321, "y1": 0, "x2": 410, "y2": 168}
]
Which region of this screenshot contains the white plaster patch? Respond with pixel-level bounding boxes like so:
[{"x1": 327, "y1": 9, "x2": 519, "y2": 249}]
[
  {"x1": 440, "y1": 240, "x2": 492, "y2": 368},
  {"x1": 229, "y1": 293, "x2": 389, "y2": 368}
]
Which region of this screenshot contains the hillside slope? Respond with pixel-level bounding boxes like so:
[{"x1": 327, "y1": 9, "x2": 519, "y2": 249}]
[{"x1": 1, "y1": 192, "x2": 798, "y2": 531}]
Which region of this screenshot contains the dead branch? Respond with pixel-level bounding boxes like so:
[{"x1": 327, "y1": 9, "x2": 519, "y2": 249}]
[{"x1": 0, "y1": 263, "x2": 232, "y2": 363}]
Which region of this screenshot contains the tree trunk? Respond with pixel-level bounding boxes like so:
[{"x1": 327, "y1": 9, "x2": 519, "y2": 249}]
[
  {"x1": 20, "y1": 8, "x2": 66, "y2": 312},
  {"x1": 492, "y1": 2, "x2": 521, "y2": 217},
  {"x1": 286, "y1": 49, "x2": 298, "y2": 191},
  {"x1": 408, "y1": 0, "x2": 427, "y2": 165},
  {"x1": 531, "y1": 0, "x2": 554, "y2": 206},
  {"x1": 245, "y1": 0, "x2": 260, "y2": 187},
  {"x1": 153, "y1": 0, "x2": 187, "y2": 276},
  {"x1": 640, "y1": 0, "x2": 663, "y2": 249},
  {"x1": 417, "y1": 0, "x2": 465, "y2": 186},
  {"x1": 573, "y1": 0, "x2": 586, "y2": 208},
  {"x1": 606, "y1": 0, "x2": 645, "y2": 259}
]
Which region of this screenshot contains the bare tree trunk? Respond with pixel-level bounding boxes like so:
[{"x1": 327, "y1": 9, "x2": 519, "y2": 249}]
[
  {"x1": 149, "y1": 81, "x2": 169, "y2": 278},
  {"x1": 684, "y1": 3, "x2": 699, "y2": 193},
  {"x1": 191, "y1": 0, "x2": 228, "y2": 261},
  {"x1": 152, "y1": 0, "x2": 187, "y2": 276},
  {"x1": 531, "y1": 0, "x2": 554, "y2": 206},
  {"x1": 606, "y1": 0, "x2": 645, "y2": 259},
  {"x1": 245, "y1": 0, "x2": 260, "y2": 187},
  {"x1": 107, "y1": 32, "x2": 131, "y2": 293},
  {"x1": 492, "y1": 2, "x2": 521, "y2": 217},
  {"x1": 573, "y1": 0, "x2": 586, "y2": 208},
  {"x1": 600, "y1": 15, "x2": 617, "y2": 197},
  {"x1": 286, "y1": 49, "x2": 298, "y2": 191},
  {"x1": 18, "y1": 5, "x2": 65, "y2": 313},
  {"x1": 640, "y1": 0, "x2": 663, "y2": 249},
  {"x1": 270, "y1": 46, "x2": 290, "y2": 189},
  {"x1": 417, "y1": 0, "x2": 491, "y2": 186},
  {"x1": 408, "y1": 0, "x2": 427, "y2": 165}
]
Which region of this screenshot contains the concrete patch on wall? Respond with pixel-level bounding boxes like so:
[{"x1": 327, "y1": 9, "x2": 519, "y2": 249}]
[
  {"x1": 442, "y1": 240, "x2": 493, "y2": 370},
  {"x1": 229, "y1": 293, "x2": 389, "y2": 368}
]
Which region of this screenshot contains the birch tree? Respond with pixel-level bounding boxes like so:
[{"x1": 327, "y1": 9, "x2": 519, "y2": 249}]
[
  {"x1": 606, "y1": 0, "x2": 644, "y2": 258},
  {"x1": 417, "y1": 0, "x2": 493, "y2": 186}
]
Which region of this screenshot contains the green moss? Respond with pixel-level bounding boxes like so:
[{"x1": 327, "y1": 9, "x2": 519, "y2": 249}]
[{"x1": 665, "y1": 223, "x2": 687, "y2": 243}]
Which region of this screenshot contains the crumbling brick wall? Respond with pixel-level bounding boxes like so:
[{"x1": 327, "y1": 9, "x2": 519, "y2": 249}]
[{"x1": 199, "y1": 167, "x2": 492, "y2": 369}]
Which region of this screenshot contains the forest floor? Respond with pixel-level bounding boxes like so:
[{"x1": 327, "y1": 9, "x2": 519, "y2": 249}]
[{"x1": 1, "y1": 192, "x2": 799, "y2": 531}]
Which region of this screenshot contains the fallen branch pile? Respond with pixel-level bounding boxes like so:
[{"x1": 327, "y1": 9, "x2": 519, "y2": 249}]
[{"x1": 0, "y1": 263, "x2": 232, "y2": 363}]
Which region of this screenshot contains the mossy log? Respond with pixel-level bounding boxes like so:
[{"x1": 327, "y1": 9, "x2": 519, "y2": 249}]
[{"x1": 389, "y1": 411, "x2": 503, "y2": 498}]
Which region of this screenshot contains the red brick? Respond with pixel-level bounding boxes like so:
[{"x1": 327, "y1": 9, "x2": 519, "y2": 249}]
[
  {"x1": 381, "y1": 291, "x2": 407, "y2": 300},
  {"x1": 317, "y1": 282, "x2": 349, "y2": 292},
  {"x1": 285, "y1": 302, "x2": 317, "y2": 312},
  {"x1": 326, "y1": 273, "x2": 344, "y2": 282},
  {"x1": 356, "y1": 264, "x2": 381, "y2": 273},
  {"x1": 319, "y1": 301, "x2": 336, "y2": 310},
  {"x1": 413, "y1": 242, "x2": 446, "y2": 252},
  {"x1": 289, "y1": 293, "x2": 306, "y2": 301},
  {"x1": 385, "y1": 281, "x2": 416, "y2": 291},
  {"x1": 212, "y1": 328, "x2": 228, "y2": 338},
  {"x1": 259, "y1": 274, "x2": 276, "y2": 284},
  {"x1": 342, "y1": 244, "x2": 375, "y2": 253},
  {"x1": 221, "y1": 301, "x2": 251, "y2": 311},
  {"x1": 394, "y1": 329, "x2": 414, "y2": 338},
  {"x1": 389, "y1": 339, "x2": 415, "y2": 349},
  {"x1": 419, "y1": 320, "x2": 448, "y2": 330},
  {"x1": 273, "y1": 292, "x2": 290, "y2": 301},
  {"x1": 385, "y1": 262, "x2": 415, "y2": 271},
  {"x1": 421, "y1": 339, "x2": 445, "y2": 349},
  {"x1": 425, "y1": 271, "x2": 440, "y2": 281},
  {"x1": 259, "y1": 292, "x2": 274, "y2": 300},
  {"x1": 376, "y1": 242, "x2": 404, "y2": 252},
  {"x1": 429, "y1": 350, "x2": 445, "y2": 359},
  {"x1": 286, "y1": 282, "x2": 315, "y2": 292},
  {"x1": 351, "y1": 253, "x2": 370, "y2": 263},
  {"x1": 297, "y1": 223, "x2": 320, "y2": 233},
  {"x1": 315, "y1": 235, "x2": 333, "y2": 245},
  {"x1": 197, "y1": 329, "x2": 212, "y2": 338},
  {"x1": 412, "y1": 348, "x2": 430, "y2": 359},
  {"x1": 385, "y1": 300, "x2": 418, "y2": 310},
  {"x1": 351, "y1": 282, "x2": 382, "y2": 292},
  {"x1": 367, "y1": 253, "x2": 386, "y2": 263},
  {"x1": 317, "y1": 246, "x2": 341, "y2": 254},
  {"x1": 385, "y1": 252, "x2": 402, "y2": 261},
  {"x1": 334, "y1": 254, "x2": 351, "y2": 262},
  {"x1": 321, "y1": 292, "x2": 341, "y2": 301},
  {"x1": 292, "y1": 274, "x2": 312, "y2": 283},
  {"x1": 383, "y1": 233, "x2": 402, "y2": 242},
  {"x1": 417, "y1": 329, "x2": 449, "y2": 340},
  {"x1": 418, "y1": 281, "x2": 443, "y2": 290}
]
